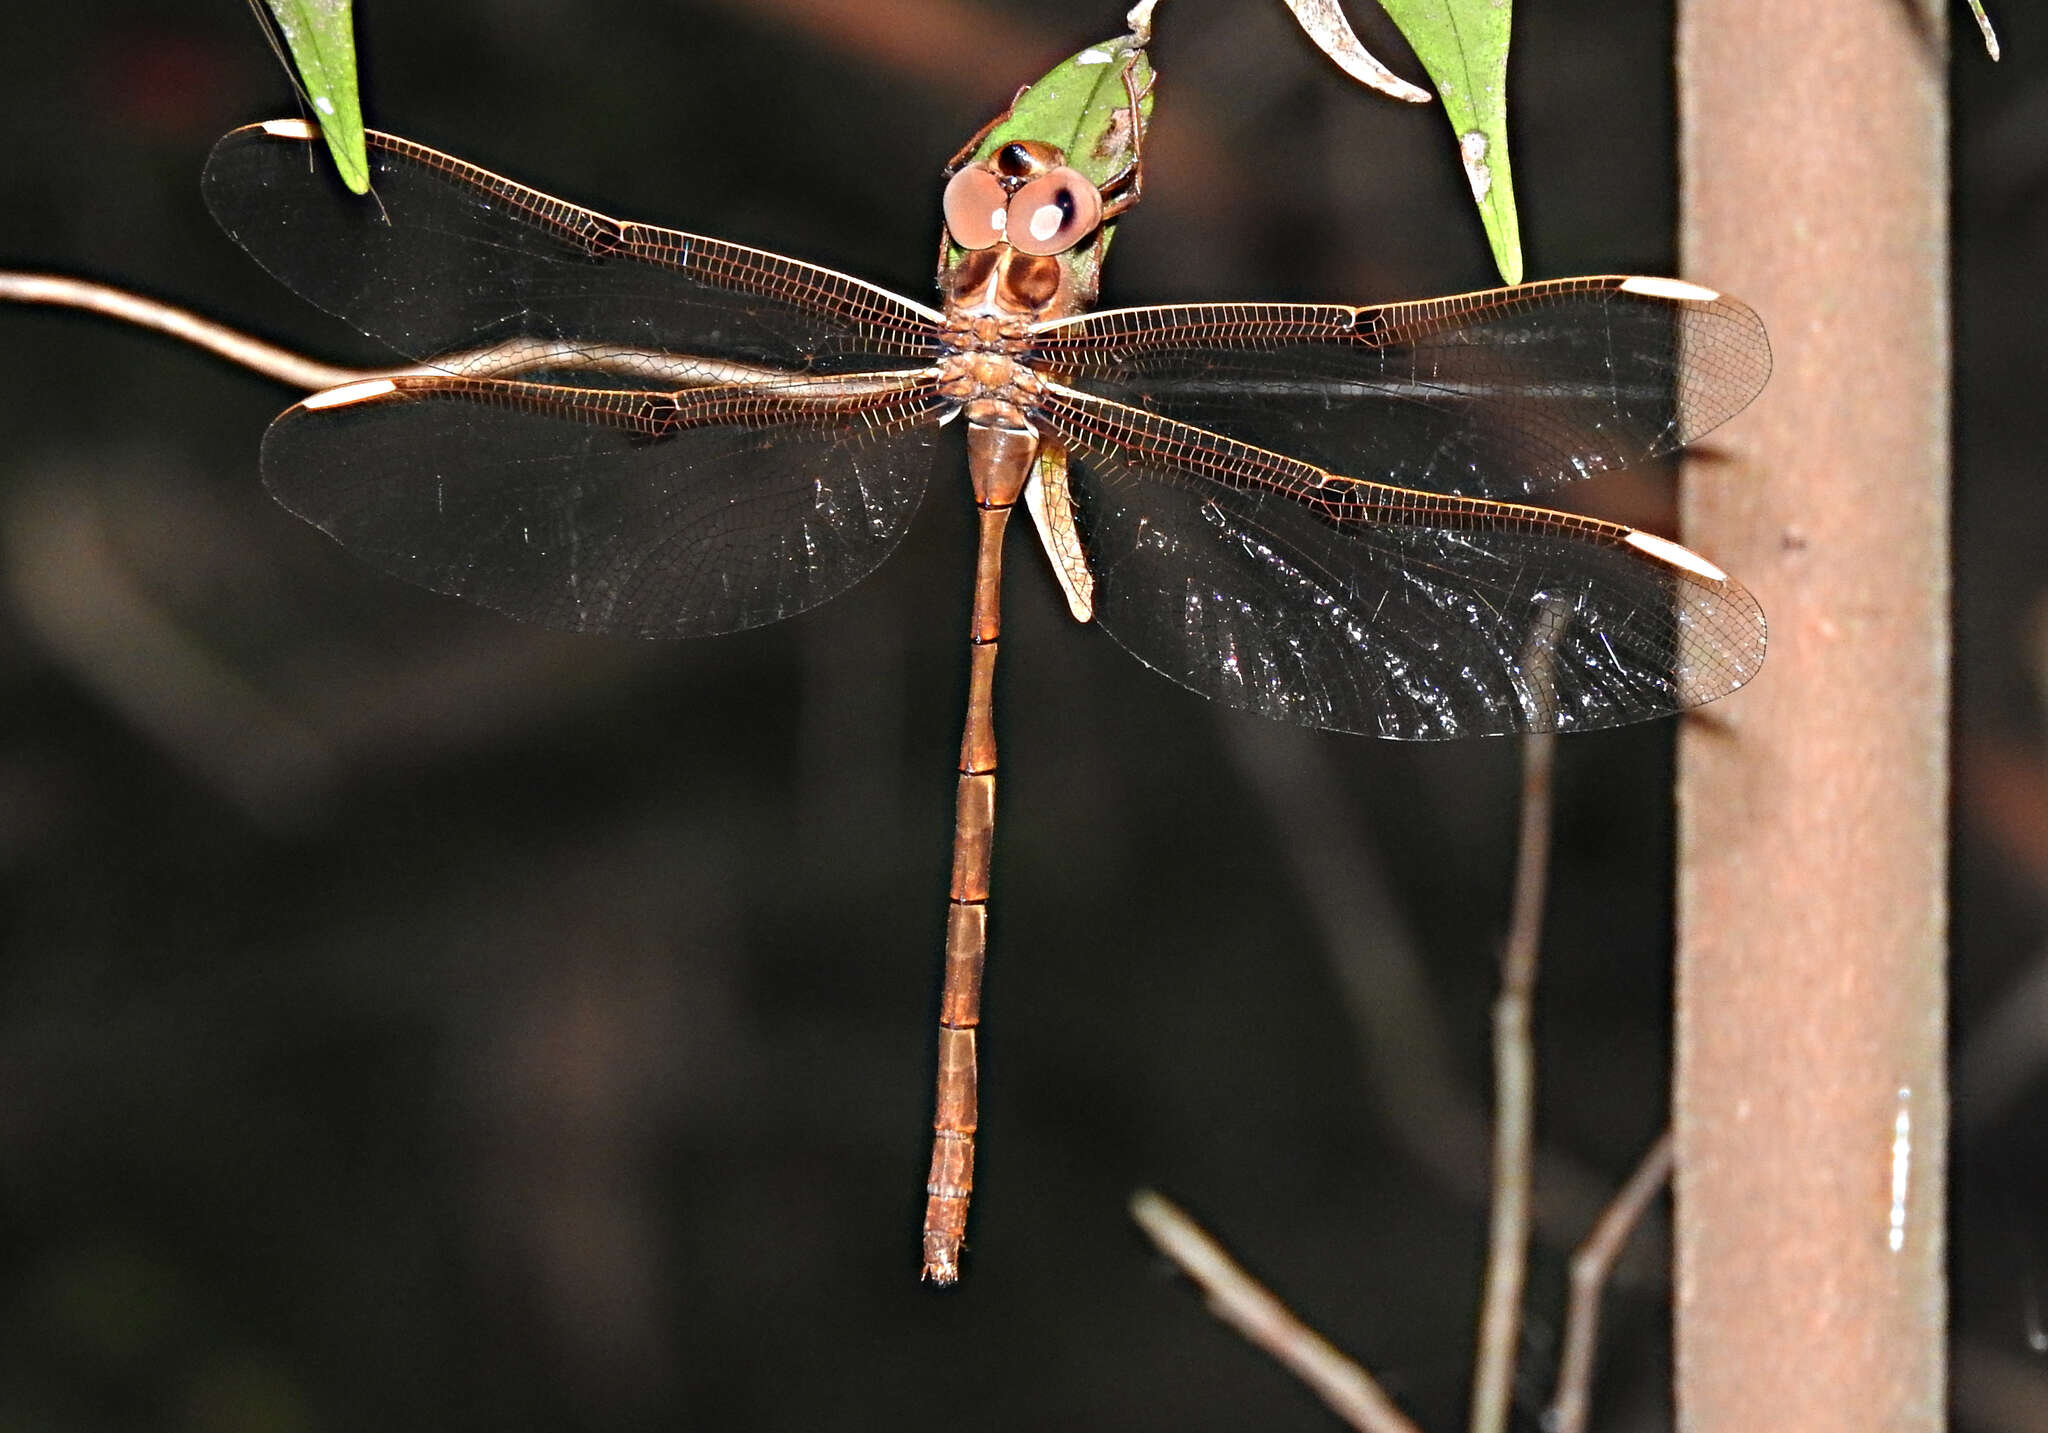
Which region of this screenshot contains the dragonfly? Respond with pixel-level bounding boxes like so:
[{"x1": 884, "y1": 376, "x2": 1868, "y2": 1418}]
[{"x1": 198, "y1": 25, "x2": 1768, "y2": 1285}]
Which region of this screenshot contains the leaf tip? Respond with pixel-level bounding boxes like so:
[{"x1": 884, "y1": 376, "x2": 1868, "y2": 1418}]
[
  {"x1": 1966, "y1": 0, "x2": 2000, "y2": 61},
  {"x1": 1284, "y1": 0, "x2": 1433, "y2": 104}
]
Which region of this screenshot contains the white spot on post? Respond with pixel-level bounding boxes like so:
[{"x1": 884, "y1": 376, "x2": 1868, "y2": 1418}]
[
  {"x1": 314, "y1": 95, "x2": 336, "y2": 115},
  {"x1": 1620, "y1": 275, "x2": 1722, "y2": 303},
  {"x1": 1888, "y1": 1086, "x2": 1912, "y2": 1253},
  {"x1": 1076, "y1": 47, "x2": 1114, "y2": 65},
  {"x1": 1624, "y1": 530, "x2": 1728, "y2": 583}
]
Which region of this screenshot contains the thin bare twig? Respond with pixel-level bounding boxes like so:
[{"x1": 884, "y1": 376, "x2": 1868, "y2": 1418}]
[
  {"x1": 1469, "y1": 610, "x2": 1564, "y2": 1433},
  {"x1": 0, "y1": 272, "x2": 373, "y2": 391},
  {"x1": 1548, "y1": 1130, "x2": 1675, "y2": 1433},
  {"x1": 1130, "y1": 1190, "x2": 1423, "y2": 1433},
  {"x1": 1217, "y1": 719, "x2": 1671, "y2": 1285},
  {"x1": 1, "y1": 479, "x2": 336, "y2": 824},
  {"x1": 0, "y1": 273, "x2": 738, "y2": 397}
]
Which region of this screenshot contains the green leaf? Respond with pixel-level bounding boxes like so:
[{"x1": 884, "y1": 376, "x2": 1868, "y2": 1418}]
[
  {"x1": 1376, "y1": 0, "x2": 1522, "y2": 284},
  {"x1": 258, "y1": 0, "x2": 368, "y2": 194},
  {"x1": 974, "y1": 33, "x2": 1154, "y2": 192},
  {"x1": 955, "y1": 29, "x2": 1156, "y2": 299}
]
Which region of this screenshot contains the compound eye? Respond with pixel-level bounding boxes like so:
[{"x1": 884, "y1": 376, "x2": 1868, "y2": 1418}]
[
  {"x1": 942, "y1": 167, "x2": 1009, "y2": 250},
  {"x1": 1004, "y1": 166, "x2": 1102, "y2": 256}
]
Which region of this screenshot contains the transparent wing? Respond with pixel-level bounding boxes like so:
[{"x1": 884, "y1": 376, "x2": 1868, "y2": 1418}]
[
  {"x1": 1030, "y1": 276, "x2": 1769, "y2": 501},
  {"x1": 1034, "y1": 383, "x2": 1765, "y2": 738},
  {"x1": 263, "y1": 370, "x2": 948, "y2": 637},
  {"x1": 203, "y1": 121, "x2": 944, "y2": 372}
]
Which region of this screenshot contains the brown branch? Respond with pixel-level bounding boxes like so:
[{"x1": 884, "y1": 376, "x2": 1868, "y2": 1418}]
[
  {"x1": 1469, "y1": 602, "x2": 1566, "y2": 1433},
  {"x1": 0, "y1": 272, "x2": 373, "y2": 392},
  {"x1": 1548, "y1": 1129, "x2": 1675, "y2": 1433},
  {"x1": 0, "y1": 273, "x2": 799, "y2": 396},
  {"x1": 1130, "y1": 1190, "x2": 1423, "y2": 1433}
]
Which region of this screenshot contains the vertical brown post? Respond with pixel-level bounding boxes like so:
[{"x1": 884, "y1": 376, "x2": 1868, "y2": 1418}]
[{"x1": 1675, "y1": 1, "x2": 1948, "y2": 1429}]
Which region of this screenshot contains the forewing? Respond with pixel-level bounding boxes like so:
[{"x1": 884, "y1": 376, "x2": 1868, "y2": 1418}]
[
  {"x1": 263, "y1": 371, "x2": 947, "y2": 636},
  {"x1": 1031, "y1": 276, "x2": 1769, "y2": 500},
  {"x1": 203, "y1": 121, "x2": 942, "y2": 371},
  {"x1": 1035, "y1": 385, "x2": 1765, "y2": 738}
]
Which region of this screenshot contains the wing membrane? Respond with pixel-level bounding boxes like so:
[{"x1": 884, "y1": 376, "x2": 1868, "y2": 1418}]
[
  {"x1": 203, "y1": 122, "x2": 943, "y2": 372},
  {"x1": 264, "y1": 370, "x2": 947, "y2": 636},
  {"x1": 1034, "y1": 383, "x2": 1765, "y2": 738},
  {"x1": 1030, "y1": 276, "x2": 1769, "y2": 501}
]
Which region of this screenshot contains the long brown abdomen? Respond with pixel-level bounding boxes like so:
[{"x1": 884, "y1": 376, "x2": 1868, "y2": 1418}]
[{"x1": 921, "y1": 422, "x2": 1035, "y2": 1285}]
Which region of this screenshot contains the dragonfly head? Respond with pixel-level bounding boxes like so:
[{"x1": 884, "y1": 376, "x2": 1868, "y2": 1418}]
[
  {"x1": 942, "y1": 142, "x2": 1105, "y2": 258},
  {"x1": 942, "y1": 143, "x2": 1106, "y2": 318},
  {"x1": 936, "y1": 30, "x2": 1153, "y2": 317}
]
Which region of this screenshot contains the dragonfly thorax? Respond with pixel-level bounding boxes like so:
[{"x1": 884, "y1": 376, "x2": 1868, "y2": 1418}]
[
  {"x1": 938, "y1": 310, "x2": 1033, "y2": 353},
  {"x1": 936, "y1": 310, "x2": 1042, "y2": 428},
  {"x1": 943, "y1": 244, "x2": 1071, "y2": 320},
  {"x1": 936, "y1": 348, "x2": 1044, "y2": 431}
]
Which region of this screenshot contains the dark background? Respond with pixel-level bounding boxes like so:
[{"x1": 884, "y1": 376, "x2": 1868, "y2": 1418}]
[{"x1": 0, "y1": 1, "x2": 2038, "y2": 1429}]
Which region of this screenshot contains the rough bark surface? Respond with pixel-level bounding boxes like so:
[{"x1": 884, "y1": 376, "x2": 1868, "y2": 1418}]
[{"x1": 1676, "y1": 1, "x2": 1950, "y2": 1430}]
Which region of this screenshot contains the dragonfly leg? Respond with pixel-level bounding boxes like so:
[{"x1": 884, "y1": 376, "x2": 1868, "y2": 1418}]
[
  {"x1": 1097, "y1": 57, "x2": 1154, "y2": 224},
  {"x1": 940, "y1": 87, "x2": 1029, "y2": 178}
]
